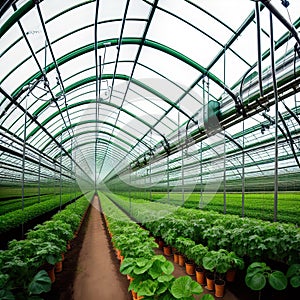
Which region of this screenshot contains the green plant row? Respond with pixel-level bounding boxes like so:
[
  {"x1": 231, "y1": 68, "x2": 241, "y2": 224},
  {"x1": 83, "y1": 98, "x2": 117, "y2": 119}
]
[
  {"x1": 0, "y1": 192, "x2": 91, "y2": 299},
  {"x1": 120, "y1": 191, "x2": 300, "y2": 225},
  {"x1": 106, "y1": 193, "x2": 300, "y2": 265},
  {"x1": 99, "y1": 192, "x2": 214, "y2": 300},
  {"x1": 0, "y1": 195, "x2": 63, "y2": 216},
  {"x1": 0, "y1": 193, "x2": 79, "y2": 234}
]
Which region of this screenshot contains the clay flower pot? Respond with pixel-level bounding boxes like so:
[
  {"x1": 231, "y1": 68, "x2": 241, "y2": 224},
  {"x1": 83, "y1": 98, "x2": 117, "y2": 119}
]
[
  {"x1": 185, "y1": 261, "x2": 195, "y2": 275},
  {"x1": 215, "y1": 279, "x2": 225, "y2": 297},
  {"x1": 173, "y1": 252, "x2": 179, "y2": 264},
  {"x1": 195, "y1": 268, "x2": 205, "y2": 285},
  {"x1": 55, "y1": 260, "x2": 63, "y2": 273},
  {"x1": 205, "y1": 273, "x2": 215, "y2": 291},
  {"x1": 163, "y1": 245, "x2": 172, "y2": 256},
  {"x1": 178, "y1": 254, "x2": 185, "y2": 267},
  {"x1": 226, "y1": 269, "x2": 236, "y2": 282}
]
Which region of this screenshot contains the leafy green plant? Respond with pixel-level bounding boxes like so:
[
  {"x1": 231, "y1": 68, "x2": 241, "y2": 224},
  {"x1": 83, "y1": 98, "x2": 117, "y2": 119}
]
[
  {"x1": 202, "y1": 249, "x2": 232, "y2": 280},
  {"x1": 120, "y1": 255, "x2": 207, "y2": 300},
  {"x1": 170, "y1": 276, "x2": 202, "y2": 299},
  {"x1": 120, "y1": 255, "x2": 175, "y2": 299},
  {"x1": 187, "y1": 244, "x2": 208, "y2": 269},
  {"x1": 227, "y1": 251, "x2": 244, "y2": 270},
  {"x1": 174, "y1": 237, "x2": 195, "y2": 256},
  {"x1": 245, "y1": 262, "x2": 287, "y2": 292},
  {"x1": 286, "y1": 263, "x2": 300, "y2": 288},
  {"x1": 0, "y1": 255, "x2": 52, "y2": 300}
]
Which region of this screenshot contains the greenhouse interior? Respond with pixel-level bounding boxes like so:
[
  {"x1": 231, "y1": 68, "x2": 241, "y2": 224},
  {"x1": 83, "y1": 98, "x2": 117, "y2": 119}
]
[{"x1": 0, "y1": 0, "x2": 300, "y2": 299}]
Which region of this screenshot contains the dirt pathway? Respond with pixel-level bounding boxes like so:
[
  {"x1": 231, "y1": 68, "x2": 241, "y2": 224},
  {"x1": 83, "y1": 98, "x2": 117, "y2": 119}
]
[{"x1": 73, "y1": 196, "x2": 131, "y2": 300}]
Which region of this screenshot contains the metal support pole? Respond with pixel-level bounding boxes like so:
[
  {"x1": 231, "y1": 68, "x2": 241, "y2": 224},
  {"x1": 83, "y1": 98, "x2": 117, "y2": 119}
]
[
  {"x1": 270, "y1": 12, "x2": 279, "y2": 222},
  {"x1": 241, "y1": 120, "x2": 245, "y2": 217},
  {"x1": 149, "y1": 164, "x2": 152, "y2": 201},
  {"x1": 59, "y1": 130, "x2": 63, "y2": 211},
  {"x1": 21, "y1": 96, "x2": 28, "y2": 239},
  {"x1": 181, "y1": 146, "x2": 184, "y2": 207},
  {"x1": 167, "y1": 156, "x2": 170, "y2": 204},
  {"x1": 223, "y1": 131, "x2": 226, "y2": 214},
  {"x1": 200, "y1": 141, "x2": 203, "y2": 209},
  {"x1": 255, "y1": 1, "x2": 264, "y2": 97},
  {"x1": 129, "y1": 170, "x2": 132, "y2": 216},
  {"x1": 38, "y1": 155, "x2": 41, "y2": 203}
]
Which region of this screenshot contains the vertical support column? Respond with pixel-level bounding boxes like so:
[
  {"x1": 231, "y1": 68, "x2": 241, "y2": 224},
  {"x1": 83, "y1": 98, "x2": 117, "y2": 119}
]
[
  {"x1": 181, "y1": 146, "x2": 185, "y2": 207},
  {"x1": 59, "y1": 130, "x2": 63, "y2": 211},
  {"x1": 199, "y1": 141, "x2": 203, "y2": 209},
  {"x1": 255, "y1": 1, "x2": 264, "y2": 97},
  {"x1": 167, "y1": 156, "x2": 170, "y2": 204},
  {"x1": 241, "y1": 120, "x2": 245, "y2": 217},
  {"x1": 21, "y1": 96, "x2": 28, "y2": 239},
  {"x1": 129, "y1": 169, "x2": 132, "y2": 216},
  {"x1": 149, "y1": 163, "x2": 152, "y2": 201},
  {"x1": 38, "y1": 155, "x2": 41, "y2": 203},
  {"x1": 270, "y1": 12, "x2": 279, "y2": 222},
  {"x1": 223, "y1": 131, "x2": 226, "y2": 214}
]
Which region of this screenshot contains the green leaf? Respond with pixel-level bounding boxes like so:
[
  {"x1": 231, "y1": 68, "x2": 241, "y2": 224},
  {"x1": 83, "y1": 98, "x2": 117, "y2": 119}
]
[
  {"x1": 149, "y1": 261, "x2": 163, "y2": 279},
  {"x1": 245, "y1": 273, "x2": 266, "y2": 291},
  {"x1": 137, "y1": 280, "x2": 158, "y2": 296},
  {"x1": 171, "y1": 276, "x2": 202, "y2": 298},
  {"x1": 134, "y1": 260, "x2": 152, "y2": 275},
  {"x1": 290, "y1": 276, "x2": 300, "y2": 288},
  {"x1": 156, "y1": 282, "x2": 169, "y2": 294},
  {"x1": 269, "y1": 271, "x2": 287, "y2": 291},
  {"x1": 201, "y1": 295, "x2": 215, "y2": 300},
  {"x1": 28, "y1": 270, "x2": 52, "y2": 295},
  {"x1": 161, "y1": 260, "x2": 174, "y2": 275},
  {"x1": 0, "y1": 289, "x2": 15, "y2": 300},
  {"x1": 158, "y1": 274, "x2": 174, "y2": 283},
  {"x1": 120, "y1": 259, "x2": 134, "y2": 275},
  {"x1": 286, "y1": 264, "x2": 300, "y2": 278}
]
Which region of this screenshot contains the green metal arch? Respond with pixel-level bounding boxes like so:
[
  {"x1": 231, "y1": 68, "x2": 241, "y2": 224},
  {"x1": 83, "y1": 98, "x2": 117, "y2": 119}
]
[
  {"x1": 41, "y1": 120, "x2": 139, "y2": 152},
  {"x1": 54, "y1": 138, "x2": 129, "y2": 160},
  {"x1": 28, "y1": 74, "x2": 188, "y2": 141},
  {"x1": 10, "y1": 38, "x2": 233, "y2": 100}
]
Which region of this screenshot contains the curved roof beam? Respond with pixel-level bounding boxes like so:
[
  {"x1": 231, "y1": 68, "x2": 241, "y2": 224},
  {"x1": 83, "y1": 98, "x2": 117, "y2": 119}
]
[
  {"x1": 46, "y1": 129, "x2": 140, "y2": 160},
  {"x1": 9, "y1": 38, "x2": 236, "y2": 104},
  {"x1": 27, "y1": 74, "x2": 193, "y2": 140}
]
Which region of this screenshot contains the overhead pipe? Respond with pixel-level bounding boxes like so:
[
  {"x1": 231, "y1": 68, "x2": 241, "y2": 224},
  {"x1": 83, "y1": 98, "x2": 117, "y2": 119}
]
[{"x1": 260, "y1": 0, "x2": 300, "y2": 46}]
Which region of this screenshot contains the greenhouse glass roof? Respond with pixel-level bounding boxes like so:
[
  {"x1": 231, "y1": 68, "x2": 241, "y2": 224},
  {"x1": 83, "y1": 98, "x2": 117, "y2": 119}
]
[{"x1": 0, "y1": 0, "x2": 299, "y2": 189}]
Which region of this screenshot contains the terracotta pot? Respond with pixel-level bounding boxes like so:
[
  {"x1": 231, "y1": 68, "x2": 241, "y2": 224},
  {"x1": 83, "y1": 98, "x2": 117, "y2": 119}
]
[
  {"x1": 226, "y1": 269, "x2": 236, "y2": 282},
  {"x1": 215, "y1": 279, "x2": 225, "y2": 298},
  {"x1": 61, "y1": 253, "x2": 65, "y2": 261},
  {"x1": 158, "y1": 240, "x2": 164, "y2": 249},
  {"x1": 173, "y1": 252, "x2": 179, "y2": 264},
  {"x1": 178, "y1": 254, "x2": 185, "y2": 267},
  {"x1": 46, "y1": 267, "x2": 55, "y2": 283},
  {"x1": 55, "y1": 261, "x2": 63, "y2": 273},
  {"x1": 206, "y1": 273, "x2": 215, "y2": 291},
  {"x1": 116, "y1": 249, "x2": 122, "y2": 260},
  {"x1": 185, "y1": 261, "x2": 195, "y2": 275},
  {"x1": 196, "y1": 268, "x2": 205, "y2": 285},
  {"x1": 163, "y1": 245, "x2": 172, "y2": 256},
  {"x1": 131, "y1": 290, "x2": 143, "y2": 300}
]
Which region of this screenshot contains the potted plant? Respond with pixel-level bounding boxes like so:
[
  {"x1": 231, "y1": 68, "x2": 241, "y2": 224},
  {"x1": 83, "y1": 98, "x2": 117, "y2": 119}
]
[
  {"x1": 245, "y1": 262, "x2": 287, "y2": 299},
  {"x1": 162, "y1": 229, "x2": 177, "y2": 257},
  {"x1": 174, "y1": 237, "x2": 195, "y2": 267},
  {"x1": 187, "y1": 244, "x2": 209, "y2": 285},
  {"x1": 120, "y1": 254, "x2": 207, "y2": 299},
  {"x1": 203, "y1": 249, "x2": 231, "y2": 296},
  {"x1": 225, "y1": 251, "x2": 244, "y2": 282}
]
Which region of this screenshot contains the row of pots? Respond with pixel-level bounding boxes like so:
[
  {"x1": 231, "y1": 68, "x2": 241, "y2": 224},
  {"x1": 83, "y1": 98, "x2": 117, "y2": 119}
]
[{"x1": 162, "y1": 244, "x2": 228, "y2": 298}]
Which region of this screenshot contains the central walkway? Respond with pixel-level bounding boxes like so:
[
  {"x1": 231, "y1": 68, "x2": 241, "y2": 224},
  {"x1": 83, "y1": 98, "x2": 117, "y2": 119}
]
[{"x1": 73, "y1": 196, "x2": 131, "y2": 300}]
